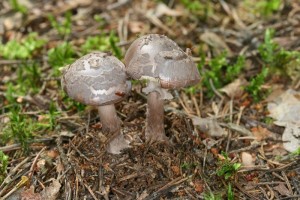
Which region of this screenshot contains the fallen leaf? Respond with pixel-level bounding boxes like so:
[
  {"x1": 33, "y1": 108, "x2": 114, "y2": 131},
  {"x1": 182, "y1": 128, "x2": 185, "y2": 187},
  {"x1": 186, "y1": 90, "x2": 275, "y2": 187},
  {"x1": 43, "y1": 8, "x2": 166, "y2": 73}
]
[
  {"x1": 219, "y1": 78, "x2": 248, "y2": 98},
  {"x1": 41, "y1": 179, "x2": 61, "y2": 200},
  {"x1": 273, "y1": 183, "x2": 292, "y2": 196},
  {"x1": 251, "y1": 126, "x2": 273, "y2": 141},
  {"x1": 267, "y1": 89, "x2": 300, "y2": 125},
  {"x1": 129, "y1": 21, "x2": 146, "y2": 33},
  {"x1": 194, "y1": 180, "x2": 204, "y2": 193},
  {"x1": 275, "y1": 121, "x2": 300, "y2": 152},
  {"x1": 153, "y1": 3, "x2": 184, "y2": 18},
  {"x1": 241, "y1": 152, "x2": 255, "y2": 167},
  {"x1": 20, "y1": 186, "x2": 42, "y2": 200},
  {"x1": 171, "y1": 166, "x2": 181, "y2": 176},
  {"x1": 267, "y1": 89, "x2": 300, "y2": 152},
  {"x1": 200, "y1": 32, "x2": 232, "y2": 56},
  {"x1": 192, "y1": 117, "x2": 227, "y2": 137},
  {"x1": 202, "y1": 138, "x2": 219, "y2": 149}
]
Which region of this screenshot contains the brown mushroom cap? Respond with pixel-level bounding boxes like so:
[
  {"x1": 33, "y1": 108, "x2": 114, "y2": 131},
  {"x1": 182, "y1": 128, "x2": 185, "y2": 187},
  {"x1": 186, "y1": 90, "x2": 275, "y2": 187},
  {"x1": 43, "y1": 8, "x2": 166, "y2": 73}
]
[
  {"x1": 61, "y1": 52, "x2": 130, "y2": 106},
  {"x1": 124, "y1": 34, "x2": 200, "y2": 89}
]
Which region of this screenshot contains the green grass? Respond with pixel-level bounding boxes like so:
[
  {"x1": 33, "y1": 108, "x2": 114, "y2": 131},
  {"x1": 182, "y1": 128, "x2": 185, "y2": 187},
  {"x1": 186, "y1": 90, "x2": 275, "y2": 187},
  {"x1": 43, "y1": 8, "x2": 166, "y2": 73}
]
[
  {"x1": 81, "y1": 31, "x2": 122, "y2": 59},
  {"x1": 217, "y1": 152, "x2": 241, "y2": 180},
  {"x1": 180, "y1": 0, "x2": 213, "y2": 19},
  {"x1": 0, "y1": 32, "x2": 46, "y2": 59},
  {"x1": 9, "y1": 0, "x2": 27, "y2": 14},
  {"x1": 0, "y1": 151, "x2": 8, "y2": 184},
  {"x1": 243, "y1": 0, "x2": 281, "y2": 17},
  {"x1": 199, "y1": 51, "x2": 245, "y2": 97},
  {"x1": 204, "y1": 191, "x2": 222, "y2": 200},
  {"x1": 48, "y1": 42, "x2": 76, "y2": 76},
  {"x1": 48, "y1": 11, "x2": 72, "y2": 37}
]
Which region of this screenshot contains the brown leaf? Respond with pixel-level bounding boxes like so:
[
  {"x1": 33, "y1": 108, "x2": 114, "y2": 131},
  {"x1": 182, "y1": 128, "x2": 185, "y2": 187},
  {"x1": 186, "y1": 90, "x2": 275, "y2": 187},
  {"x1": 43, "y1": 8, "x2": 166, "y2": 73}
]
[
  {"x1": 40, "y1": 179, "x2": 61, "y2": 200},
  {"x1": 20, "y1": 186, "x2": 42, "y2": 200},
  {"x1": 241, "y1": 152, "x2": 255, "y2": 167},
  {"x1": 200, "y1": 32, "x2": 232, "y2": 56},
  {"x1": 251, "y1": 126, "x2": 273, "y2": 141},
  {"x1": 273, "y1": 183, "x2": 292, "y2": 196},
  {"x1": 219, "y1": 78, "x2": 248, "y2": 98},
  {"x1": 192, "y1": 117, "x2": 227, "y2": 137}
]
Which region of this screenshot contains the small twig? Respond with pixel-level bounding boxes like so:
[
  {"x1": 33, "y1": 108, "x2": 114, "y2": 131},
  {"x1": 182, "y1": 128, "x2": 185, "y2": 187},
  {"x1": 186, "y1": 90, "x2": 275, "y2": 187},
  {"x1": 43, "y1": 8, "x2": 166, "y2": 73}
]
[
  {"x1": 0, "y1": 157, "x2": 30, "y2": 193},
  {"x1": 107, "y1": 0, "x2": 131, "y2": 10},
  {"x1": 69, "y1": 141, "x2": 92, "y2": 163},
  {"x1": 234, "y1": 183, "x2": 259, "y2": 200},
  {"x1": 0, "y1": 138, "x2": 54, "y2": 152},
  {"x1": 28, "y1": 147, "x2": 46, "y2": 180},
  {"x1": 209, "y1": 79, "x2": 224, "y2": 99},
  {"x1": 144, "y1": 176, "x2": 191, "y2": 200}
]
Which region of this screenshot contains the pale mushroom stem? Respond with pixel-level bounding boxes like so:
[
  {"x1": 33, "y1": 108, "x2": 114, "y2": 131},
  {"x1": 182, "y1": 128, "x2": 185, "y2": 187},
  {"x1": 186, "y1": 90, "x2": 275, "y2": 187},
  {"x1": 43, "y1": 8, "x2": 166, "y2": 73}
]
[
  {"x1": 98, "y1": 104, "x2": 129, "y2": 154},
  {"x1": 146, "y1": 91, "x2": 168, "y2": 142}
]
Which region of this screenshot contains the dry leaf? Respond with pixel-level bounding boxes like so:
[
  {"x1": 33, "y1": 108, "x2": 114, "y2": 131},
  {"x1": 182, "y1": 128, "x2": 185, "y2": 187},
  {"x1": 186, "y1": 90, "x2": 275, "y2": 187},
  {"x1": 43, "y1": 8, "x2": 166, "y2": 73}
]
[
  {"x1": 153, "y1": 3, "x2": 184, "y2": 18},
  {"x1": 20, "y1": 186, "x2": 42, "y2": 200},
  {"x1": 267, "y1": 89, "x2": 300, "y2": 125},
  {"x1": 200, "y1": 32, "x2": 232, "y2": 56},
  {"x1": 275, "y1": 121, "x2": 300, "y2": 152},
  {"x1": 241, "y1": 152, "x2": 255, "y2": 167},
  {"x1": 129, "y1": 21, "x2": 146, "y2": 33},
  {"x1": 268, "y1": 89, "x2": 300, "y2": 152},
  {"x1": 41, "y1": 179, "x2": 61, "y2": 200},
  {"x1": 219, "y1": 78, "x2": 248, "y2": 98},
  {"x1": 251, "y1": 126, "x2": 273, "y2": 141},
  {"x1": 273, "y1": 183, "x2": 292, "y2": 196},
  {"x1": 192, "y1": 117, "x2": 227, "y2": 137}
]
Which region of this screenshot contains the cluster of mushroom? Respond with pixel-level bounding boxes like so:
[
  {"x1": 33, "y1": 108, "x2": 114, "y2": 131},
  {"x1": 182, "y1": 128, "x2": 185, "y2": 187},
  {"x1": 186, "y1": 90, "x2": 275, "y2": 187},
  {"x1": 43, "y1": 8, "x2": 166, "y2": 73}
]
[{"x1": 61, "y1": 34, "x2": 200, "y2": 154}]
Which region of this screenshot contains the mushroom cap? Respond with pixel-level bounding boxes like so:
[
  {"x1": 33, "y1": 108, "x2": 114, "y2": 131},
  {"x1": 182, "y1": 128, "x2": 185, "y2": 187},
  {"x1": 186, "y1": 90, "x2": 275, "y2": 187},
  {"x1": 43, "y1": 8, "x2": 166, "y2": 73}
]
[
  {"x1": 61, "y1": 52, "x2": 131, "y2": 106},
  {"x1": 124, "y1": 34, "x2": 200, "y2": 89}
]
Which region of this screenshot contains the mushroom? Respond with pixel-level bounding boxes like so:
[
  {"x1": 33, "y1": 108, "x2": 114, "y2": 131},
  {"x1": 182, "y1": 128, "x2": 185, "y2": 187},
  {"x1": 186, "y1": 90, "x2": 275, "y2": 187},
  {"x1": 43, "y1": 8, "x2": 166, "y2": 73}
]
[
  {"x1": 61, "y1": 52, "x2": 131, "y2": 154},
  {"x1": 124, "y1": 34, "x2": 200, "y2": 142}
]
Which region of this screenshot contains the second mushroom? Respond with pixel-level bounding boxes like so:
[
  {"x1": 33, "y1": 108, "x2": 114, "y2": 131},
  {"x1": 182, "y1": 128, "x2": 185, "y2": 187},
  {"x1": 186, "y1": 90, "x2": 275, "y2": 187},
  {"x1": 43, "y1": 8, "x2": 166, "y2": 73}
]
[
  {"x1": 124, "y1": 34, "x2": 200, "y2": 142},
  {"x1": 61, "y1": 52, "x2": 131, "y2": 154}
]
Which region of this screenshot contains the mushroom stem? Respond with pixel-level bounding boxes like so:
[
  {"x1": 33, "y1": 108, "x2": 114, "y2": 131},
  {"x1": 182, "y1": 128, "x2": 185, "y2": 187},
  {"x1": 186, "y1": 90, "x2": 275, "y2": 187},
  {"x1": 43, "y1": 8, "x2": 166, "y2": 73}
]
[
  {"x1": 145, "y1": 91, "x2": 168, "y2": 142},
  {"x1": 98, "y1": 104, "x2": 129, "y2": 154},
  {"x1": 98, "y1": 104, "x2": 120, "y2": 133}
]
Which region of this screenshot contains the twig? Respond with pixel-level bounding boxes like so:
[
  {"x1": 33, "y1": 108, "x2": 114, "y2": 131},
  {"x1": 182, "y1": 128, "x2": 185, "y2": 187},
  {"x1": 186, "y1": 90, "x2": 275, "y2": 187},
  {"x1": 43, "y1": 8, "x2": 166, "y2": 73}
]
[
  {"x1": 0, "y1": 138, "x2": 54, "y2": 152},
  {"x1": 209, "y1": 79, "x2": 224, "y2": 99},
  {"x1": 0, "y1": 157, "x2": 30, "y2": 194},
  {"x1": 28, "y1": 147, "x2": 46, "y2": 180},
  {"x1": 144, "y1": 176, "x2": 191, "y2": 200}
]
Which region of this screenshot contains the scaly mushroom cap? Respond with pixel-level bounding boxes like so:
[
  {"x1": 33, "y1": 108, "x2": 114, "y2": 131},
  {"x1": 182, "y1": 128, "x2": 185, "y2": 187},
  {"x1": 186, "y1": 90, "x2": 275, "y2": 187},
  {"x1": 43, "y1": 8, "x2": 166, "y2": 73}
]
[
  {"x1": 61, "y1": 52, "x2": 131, "y2": 106},
  {"x1": 124, "y1": 34, "x2": 200, "y2": 89}
]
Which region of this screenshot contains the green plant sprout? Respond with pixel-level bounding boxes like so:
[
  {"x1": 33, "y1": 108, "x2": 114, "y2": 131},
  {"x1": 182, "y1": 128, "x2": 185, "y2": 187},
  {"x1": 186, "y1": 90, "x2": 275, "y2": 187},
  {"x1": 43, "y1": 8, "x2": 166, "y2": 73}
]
[
  {"x1": 204, "y1": 191, "x2": 222, "y2": 200},
  {"x1": 48, "y1": 42, "x2": 76, "y2": 76},
  {"x1": 0, "y1": 151, "x2": 9, "y2": 184},
  {"x1": 16, "y1": 63, "x2": 42, "y2": 94},
  {"x1": 81, "y1": 31, "x2": 122, "y2": 59},
  {"x1": 243, "y1": 0, "x2": 281, "y2": 17},
  {"x1": 256, "y1": 0, "x2": 281, "y2": 16},
  {"x1": 246, "y1": 28, "x2": 300, "y2": 101},
  {"x1": 9, "y1": 0, "x2": 27, "y2": 14},
  {"x1": 227, "y1": 183, "x2": 234, "y2": 200},
  {"x1": 217, "y1": 152, "x2": 241, "y2": 180},
  {"x1": 180, "y1": 162, "x2": 197, "y2": 170},
  {"x1": 291, "y1": 147, "x2": 300, "y2": 156},
  {"x1": 0, "y1": 33, "x2": 46, "y2": 59},
  {"x1": 200, "y1": 52, "x2": 245, "y2": 97},
  {"x1": 48, "y1": 11, "x2": 72, "y2": 37},
  {"x1": 8, "y1": 106, "x2": 34, "y2": 153},
  {"x1": 245, "y1": 67, "x2": 269, "y2": 102},
  {"x1": 180, "y1": 0, "x2": 213, "y2": 19}
]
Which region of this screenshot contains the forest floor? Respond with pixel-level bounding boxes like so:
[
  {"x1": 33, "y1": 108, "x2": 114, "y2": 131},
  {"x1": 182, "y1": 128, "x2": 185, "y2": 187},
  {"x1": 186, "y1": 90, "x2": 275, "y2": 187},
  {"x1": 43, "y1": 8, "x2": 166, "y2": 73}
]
[{"x1": 0, "y1": 0, "x2": 300, "y2": 199}]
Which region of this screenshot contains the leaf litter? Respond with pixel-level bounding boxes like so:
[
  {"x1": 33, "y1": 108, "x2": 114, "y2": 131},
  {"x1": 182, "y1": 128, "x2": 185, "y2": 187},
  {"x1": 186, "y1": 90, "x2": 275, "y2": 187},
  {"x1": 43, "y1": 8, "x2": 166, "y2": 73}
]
[{"x1": 0, "y1": 0, "x2": 300, "y2": 199}]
